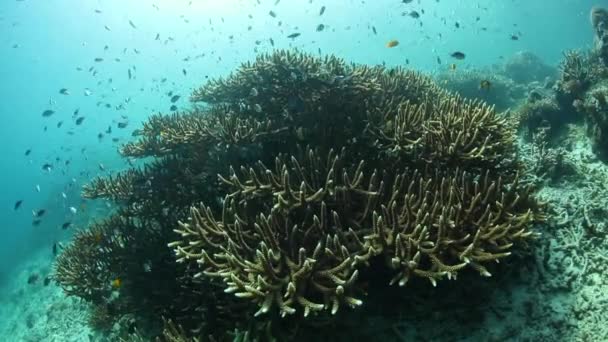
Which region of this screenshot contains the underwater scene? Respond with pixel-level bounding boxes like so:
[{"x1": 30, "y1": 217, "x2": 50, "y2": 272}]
[{"x1": 1, "y1": 0, "x2": 608, "y2": 341}]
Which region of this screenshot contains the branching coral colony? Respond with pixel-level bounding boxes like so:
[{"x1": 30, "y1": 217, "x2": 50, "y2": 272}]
[{"x1": 54, "y1": 50, "x2": 544, "y2": 340}]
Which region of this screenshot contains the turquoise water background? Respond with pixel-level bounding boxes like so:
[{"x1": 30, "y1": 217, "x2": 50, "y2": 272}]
[{"x1": 0, "y1": 0, "x2": 598, "y2": 286}]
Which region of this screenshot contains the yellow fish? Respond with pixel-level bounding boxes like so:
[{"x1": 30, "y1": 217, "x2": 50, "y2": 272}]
[
  {"x1": 386, "y1": 40, "x2": 399, "y2": 48},
  {"x1": 111, "y1": 278, "x2": 122, "y2": 289}
]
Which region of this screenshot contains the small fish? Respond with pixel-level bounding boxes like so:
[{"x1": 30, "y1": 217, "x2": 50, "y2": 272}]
[
  {"x1": 287, "y1": 32, "x2": 301, "y2": 39},
  {"x1": 129, "y1": 20, "x2": 136, "y2": 29},
  {"x1": 59, "y1": 88, "x2": 69, "y2": 95},
  {"x1": 270, "y1": 38, "x2": 275, "y2": 46},
  {"x1": 170, "y1": 105, "x2": 178, "y2": 111},
  {"x1": 69, "y1": 206, "x2": 77, "y2": 214},
  {"x1": 43, "y1": 277, "x2": 51, "y2": 286},
  {"x1": 402, "y1": 0, "x2": 413, "y2": 3},
  {"x1": 408, "y1": 11, "x2": 420, "y2": 19},
  {"x1": 61, "y1": 222, "x2": 72, "y2": 230},
  {"x1": 510, "y1": 34, "x2": 519, "y2": 41},
  {"x1": 170, "y1": 95, "x2": 181, "y2": 103},
  {"x1": 155, "y1": 33, "x2": 160, "y2": 40},
  {"x1": 250, "y1": 88, "x2": 258, "y2": 97},
  {"x1": 14, "y1": 200, "x2": 23, "y2": 210},
  {"x1": 316, "y1": 24, "x2": 325, "y2": 32},
  {"x1": 182, "y1": 69, "x2": 187, "y2": 76},
  {"x1": 386, "y1": 40, "x2": 399, "y2": 48},
  {"x1": 27, "y1": 274, "x2": 39, "y2": 285},
  {"x1": 57, "y1": 121, "x2": 63, "y2": 128},
  {"x1": 52, "y1": 242, "x2": 57, "y2": 256},
  {"x1": 450, "y1": 51, "x2": 466, "y2": 60},
  {"x1": 253, "y1": 104, "x2": 262, "y2": 113},
  {"x1": 455, "y1": 22, "x2": 460, "y2": 28},
  {"x1": 42, "y1": 110, "x2": 55, "y2": 117},
  {"x1": 94, "y1": 57, "x2": 104, "y2": 62},
  {"x1": 479, "y1": 80, "x2": 492, "y2": 90},
  {"x1": 42, "y1": 163, "x2": 53, "y2": 172},
  {"x1": 84, "y1": 89, "x2": 92, "y2": 96},
  {"x1": 111, "y1": 278, "x2": 122, "y2": 289},
  {"x1": 25, "y1": 149, "x2": 31, "y2": 156},
  {"x1": 61, "y1": 192, "x2": 67, "y2": 199},
  {"x1": 35, "y1": 184, "x2": 40, "y2": 192},
  {"x1": 269, "y1": 10, "x2": 276, "y2": 18},
  {"x1": 32, "y1": 219, "x2": 41, "y2": 226},
  {"x1": 98, "y1": 163, "x2": 105, "y2": 171},
  {"x1": 104, "y1": 25, "x2": 111, "y2": 31},
  {"x1": 319, "y1": 6, "x2": 326, "y2": 16},
  {"x1": 33, "y1": 209, "x2": 46, "y2": 217},
  {"x1": 449, "y1": 63, "x2": 457, "y2": 71},
  {"x1": 75, "y1": 117, "x2": 85, "y2": 125},
  {"x1": 117, "y1": 121, "x2": 128, "y2": 129},
  {"x1": 372, "y1": 26, "x2": 377, "y2": 35}
]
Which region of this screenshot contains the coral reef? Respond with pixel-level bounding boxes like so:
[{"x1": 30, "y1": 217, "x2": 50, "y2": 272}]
[
  {"x1": 502, "y1": 51, "x2": 557, "y2": 84},
  {"x1": 436, "y1": 51, "x2": 557, "y2": 113},
  {"x1": 54, "y1": 50, "x2": 543, "y2": 340},
  {"x1": 436, "y1": 68, "x2": 526, "y2": 112},
  {"x1": 591, "y1": 6, "x2": 608, "y2": 65}
]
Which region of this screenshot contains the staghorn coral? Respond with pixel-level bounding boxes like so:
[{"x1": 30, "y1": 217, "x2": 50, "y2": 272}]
[
  {"x1": 56, "y1": 49, "x2": 542, "y2": 340},
  {"x1": 367, "y1": 168, "x2": 540, "y2": 286},
  {"x1": 366, "y1": 95, "x2": 518, "y2": 175},
  {"x1": 171, "y1": 148, "x2": 377, "y2": 317},
  {"x1": 172, "y1": 145, "x2": 540, "y2": 318}
]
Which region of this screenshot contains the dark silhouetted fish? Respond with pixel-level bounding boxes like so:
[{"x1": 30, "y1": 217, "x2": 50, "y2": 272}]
[
  {"x1": 25, "y1": 149, "x2": 31, "y2": 156},
  {"x1": 287, "y1": 32, "x2": 301, "y2": 38},
  {"x1": 27, "y1": 274, "x2": 39, "y2": 284},
  {"x1": 33, "y1": 209, "x2": 46, "y2": 217},
  {"x1": 319, "y1": 6, "x2": 326, "y2": 16},
  {"x1": 42, "y1": 110, "x2": 55, "y2": 117},
  {"x1": 75, "y1": 117, "x2": 85, "y2": 125},
  {"x1": 170, "y1": 95, "x2": 180, "y2": 103},
  {"x1": 61, "y1": 222, "x2": 72, "y2": 230},
  {"x1": 14, "y1": 200, "x2": 23, "y2": 210},
  {"x1": 450, "y1": 51, "x2": 466, "y2": 60}
]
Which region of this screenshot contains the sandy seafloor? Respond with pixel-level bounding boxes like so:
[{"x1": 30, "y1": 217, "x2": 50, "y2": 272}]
[
  {"x1": 1, "y1": 125, "x2": 607, "y2": 342},
  {"x1": 0, "y1": 247, "x2": 92, "y2": 342}
]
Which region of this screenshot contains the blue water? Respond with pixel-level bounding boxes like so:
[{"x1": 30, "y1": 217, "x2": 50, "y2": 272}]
[{"x1": 0, "y1": 0, "x2": 600, "y2": 337}]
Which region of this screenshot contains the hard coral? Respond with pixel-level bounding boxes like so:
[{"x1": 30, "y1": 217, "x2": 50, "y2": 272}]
[
  {"x1": 56, "y1": 50, "x2": 543, "y2": 339},
  {"x1": 591, "y1": 6, "x2": 608, "y2": 64}
]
